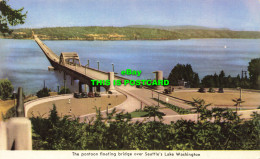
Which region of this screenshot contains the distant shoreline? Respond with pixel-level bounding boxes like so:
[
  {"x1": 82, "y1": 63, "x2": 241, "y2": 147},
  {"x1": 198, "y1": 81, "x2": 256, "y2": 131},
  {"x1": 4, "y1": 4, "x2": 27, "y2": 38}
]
[
  {"x1": 1, "y1": 37, "x2": 260, "y2": 41},
  {"x1": 1, "y1": 25, "x2": 260, "y2": 41}
]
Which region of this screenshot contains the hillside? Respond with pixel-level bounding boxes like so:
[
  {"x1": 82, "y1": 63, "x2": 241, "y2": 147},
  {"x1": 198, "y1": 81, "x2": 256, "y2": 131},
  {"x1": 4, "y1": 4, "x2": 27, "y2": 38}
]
[
  {"x1": 2, "y1": 26, "x2": 260, "y2": 40},
  {"x1": 126, "y1": 25, "x2": 230, "y2": 31}
]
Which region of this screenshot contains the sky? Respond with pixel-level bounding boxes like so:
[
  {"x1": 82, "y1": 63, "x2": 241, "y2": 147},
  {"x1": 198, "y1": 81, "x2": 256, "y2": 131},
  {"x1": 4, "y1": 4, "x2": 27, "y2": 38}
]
[{"x1": 8, "y1": 0, "x2": 260, "y2": 31}]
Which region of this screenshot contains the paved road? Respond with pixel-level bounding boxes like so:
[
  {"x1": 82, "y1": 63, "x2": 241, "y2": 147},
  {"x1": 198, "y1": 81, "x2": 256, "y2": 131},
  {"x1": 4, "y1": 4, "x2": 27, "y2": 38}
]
[{"x1": 116, "y1": 85, "x2": 193, "y2": 116}]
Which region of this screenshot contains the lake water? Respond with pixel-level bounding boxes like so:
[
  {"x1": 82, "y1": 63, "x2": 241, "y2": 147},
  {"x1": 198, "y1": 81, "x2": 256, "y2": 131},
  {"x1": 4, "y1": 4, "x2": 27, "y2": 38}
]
[{"x1": 0, "y1": 38, "x2": 259, "y2": 94}]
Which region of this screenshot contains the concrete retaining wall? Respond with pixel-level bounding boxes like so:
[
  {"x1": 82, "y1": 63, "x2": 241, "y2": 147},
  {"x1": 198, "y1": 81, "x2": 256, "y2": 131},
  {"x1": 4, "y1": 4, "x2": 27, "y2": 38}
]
[{"x1": 24, "y1": 94, "x2": 73, "y2": 117}]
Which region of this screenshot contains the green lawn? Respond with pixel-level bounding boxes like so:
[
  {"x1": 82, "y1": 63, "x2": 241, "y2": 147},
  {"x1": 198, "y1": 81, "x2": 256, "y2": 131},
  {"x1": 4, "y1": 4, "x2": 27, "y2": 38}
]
[{"x1": 129, "y1": 111, "x2": 148, "y2": 118}]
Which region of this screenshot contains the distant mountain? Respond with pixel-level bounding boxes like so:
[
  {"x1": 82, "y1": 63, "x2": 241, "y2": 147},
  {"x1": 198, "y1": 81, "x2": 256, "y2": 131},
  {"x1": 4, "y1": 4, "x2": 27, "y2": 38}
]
[{"x1": 126, "y1": 25, "x2": 230, "y2": 31}]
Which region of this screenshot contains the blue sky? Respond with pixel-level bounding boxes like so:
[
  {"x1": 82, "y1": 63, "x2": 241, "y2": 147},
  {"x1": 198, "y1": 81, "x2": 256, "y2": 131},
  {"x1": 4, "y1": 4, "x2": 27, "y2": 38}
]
[{"x1": 9, "y1": 0, "x2": 260, "y2": 31}]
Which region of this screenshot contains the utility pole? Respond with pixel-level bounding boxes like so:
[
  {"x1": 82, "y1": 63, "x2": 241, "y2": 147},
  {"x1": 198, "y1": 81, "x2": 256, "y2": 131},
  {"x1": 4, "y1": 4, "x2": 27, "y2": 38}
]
[
  {"x1": 112, "y1": 63, "x2": 114, "y2": 72},
  {"x1": 97, "y1": 61, "x2": 99, "y2": 70},
  {"x1": 85, "y1": 64, "x2": 87, "y2": 75},
  {"x1": 244, "y1": 71, "x2": 247, "y2": 79},
  {"x1": 241, "y1": 70, "x2": 247, "y2": 79}
]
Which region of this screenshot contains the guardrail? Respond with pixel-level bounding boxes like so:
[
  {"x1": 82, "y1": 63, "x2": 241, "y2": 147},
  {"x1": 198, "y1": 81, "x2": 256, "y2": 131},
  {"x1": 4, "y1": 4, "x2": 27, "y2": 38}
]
[{"x1": 143, "y1": 85, "x2": 192, "y2": 103}]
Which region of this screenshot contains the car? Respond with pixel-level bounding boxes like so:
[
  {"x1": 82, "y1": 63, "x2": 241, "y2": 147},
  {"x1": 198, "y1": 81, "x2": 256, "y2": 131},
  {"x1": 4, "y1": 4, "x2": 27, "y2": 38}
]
[
  {"x1": 95, "y1": 92, "x2": 101, "y2": 97},
  {"x1": 74, "y1": 92, "x2": 81, "y2": 98},
  {"x1": 163, "y1": 89, "x2": 170, "y2": 94},
  {"x1": 136, "y1": 85, "x2": 143, "y2": 88},
  {"x1": 88, "y1": 92, "x2": 94, "y2": 98},
  {"x1": 81, "y1": 92, "x2": 88, "y2": 98}
]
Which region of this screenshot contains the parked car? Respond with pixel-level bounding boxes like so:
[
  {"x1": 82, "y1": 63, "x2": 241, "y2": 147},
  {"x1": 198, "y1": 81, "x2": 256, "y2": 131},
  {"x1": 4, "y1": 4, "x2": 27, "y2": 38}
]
[
  {"x1": 198, "y1": 87, "x2": 206, "y2": 93},
  {"x1": 81, "y1": 92, "x2": 88, "y2": 98},
  {"x1": 163, "y1": 89, "x2": 170, "y2": 94},
  {"x1": 88, "y1": 92, "x2": 94, "y2": 98},
  {"x1": 95, "y1": 92, "x2": 101, "y2": 97},
  {"x1": 163, "y1": 86, "x2": 174, "y2": 94},
  {"x1": 136, "y1": 85, "x2": 143, "y2": 88},
  {"x1": 74, "y1": 92, "x2": 81, "y2": 98}
]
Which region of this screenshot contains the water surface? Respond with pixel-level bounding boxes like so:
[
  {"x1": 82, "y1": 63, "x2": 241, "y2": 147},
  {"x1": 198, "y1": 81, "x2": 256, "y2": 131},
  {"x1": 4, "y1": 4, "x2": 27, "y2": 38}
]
[{"x1": 0, "y1": 39, "x2": 259, "y2": 94}]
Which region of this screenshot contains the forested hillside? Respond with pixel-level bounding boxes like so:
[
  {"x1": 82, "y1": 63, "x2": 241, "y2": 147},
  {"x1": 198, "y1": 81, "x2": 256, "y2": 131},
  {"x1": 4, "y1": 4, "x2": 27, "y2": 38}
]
[{"x1": 2, "y1": 26, "x2": 260, "y2": 40}]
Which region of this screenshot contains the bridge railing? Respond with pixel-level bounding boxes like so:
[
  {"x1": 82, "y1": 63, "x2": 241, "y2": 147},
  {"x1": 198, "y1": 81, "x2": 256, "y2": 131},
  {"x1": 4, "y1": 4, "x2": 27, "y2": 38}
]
[
  {"x1": 35, "y1": 35, "x2": 130, "y2": 82},
  {"x1": 34, "y1": 36, "x2": 59, "y2": 60}
]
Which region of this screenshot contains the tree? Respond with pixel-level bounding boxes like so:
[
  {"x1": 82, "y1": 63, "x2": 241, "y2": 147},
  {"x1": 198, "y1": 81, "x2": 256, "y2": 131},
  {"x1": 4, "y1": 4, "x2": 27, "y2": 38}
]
[
  {"x1": 219, "y1": 70, "x2": 225, "y2": 87},
  {"x1": 0, "y1": 0, "x2": 27, "y2": 34},
  {"x1": 168, "y1": 64, "x2": 184, "y2": 85},
  {"x1": 50, "y1": 104, "x2": 59, "y2": 124},
  {"x1": 168, "y1": 64, "x2": 199, "y2": 87},
  {"x1": 186, "y1": 98, "x2": 212, "y2": 122},
  {"x1": 234, "y1": 74, "x2": 241, "y2": 87},
  {"x1": 192, "y1": 73, "x2": 200, "y2": 88},
  {"x1": 248, "y1": 58, "x2": 260, "y2": 89},
  {"x1": 0, "y1": 78, "x2": 13, "y2": 100},
  {"x1": 201, "y1": 75, "x2": 214, "y2": 87},
  {"x1": 143, "y1": 105, "x2": 165, "y2": 121},
  {"x1": 213, "y1": 73, "x2": 219, "y2": 88}
]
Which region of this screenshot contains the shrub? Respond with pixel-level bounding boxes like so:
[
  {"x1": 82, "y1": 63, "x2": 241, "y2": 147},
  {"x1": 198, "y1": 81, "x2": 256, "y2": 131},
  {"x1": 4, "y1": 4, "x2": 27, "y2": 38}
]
[
  {"x1": 59, "y1": 87, "x2": 71, "y2": 94},
  {"x1": 36, "y1": 87, "x2": 50, "y2": 98},
  {"x1": 152, "y1": 98, "x2": 191, "y2": 114},
  {"x1": 198, "y1": 87, "x2": 206, "y2": 93},
  {"x1": 30, "y1": 105, "x2": 260, "y2": 150},
  {"x1": 208, "y1": 87, "x2": 215, "y2": 93},
  {"x1": 0, "y1": 79, "x2": 14, "y2": 100},
  {"x1": 1, "y1": 106, "x2": 16, "y2": 120}
]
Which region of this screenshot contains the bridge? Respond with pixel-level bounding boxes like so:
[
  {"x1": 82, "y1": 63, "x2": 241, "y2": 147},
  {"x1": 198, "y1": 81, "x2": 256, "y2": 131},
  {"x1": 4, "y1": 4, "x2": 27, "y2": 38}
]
[
  {"x1": 34, "y1": 34, "x2": 133, "y2": 94},
  {"x1": 33, "y1": 34, "x2": 188, "y2": 114}
]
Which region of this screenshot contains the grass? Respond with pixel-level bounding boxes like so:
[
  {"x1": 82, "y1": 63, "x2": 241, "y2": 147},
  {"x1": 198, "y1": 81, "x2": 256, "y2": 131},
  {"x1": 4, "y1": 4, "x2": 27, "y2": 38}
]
[
  {"x1": 152, "y1": 98, "x2": 191, "y2": 114},
  {"x1": 129, "y1": 111, "x2": 149, "y2": 118},
  {"x1": 0, "y1": 99, "x2": 15, "y2": 121},
  {"x1": 0, "y1": 96, "x2": 38, "y2": 121}
]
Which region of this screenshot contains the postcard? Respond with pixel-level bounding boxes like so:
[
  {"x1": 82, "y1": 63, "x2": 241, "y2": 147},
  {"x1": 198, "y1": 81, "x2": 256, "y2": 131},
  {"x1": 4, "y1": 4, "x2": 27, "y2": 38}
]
[{"x1": 0, "y1": 0, "x2": 259, "y2": 158}]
